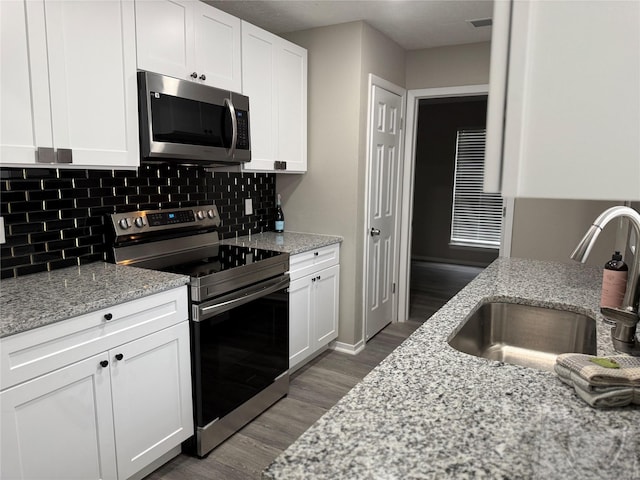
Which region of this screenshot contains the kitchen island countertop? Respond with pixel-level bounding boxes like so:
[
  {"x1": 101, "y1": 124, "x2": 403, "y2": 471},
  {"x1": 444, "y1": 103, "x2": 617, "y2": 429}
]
[
  {"x1": 264, "y1": 257, "x2": 639, "y2": 480},
  {"x1": 0, "y1": 262, "x2": 189, "y2": 338},
  {"x1": 221, "y1": 231, "x2": 342, "y2": 255}
]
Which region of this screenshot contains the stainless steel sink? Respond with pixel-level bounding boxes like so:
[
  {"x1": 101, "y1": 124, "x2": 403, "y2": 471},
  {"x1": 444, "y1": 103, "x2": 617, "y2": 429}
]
[{"x1": 448, "y1": 302, "x2": 597, "y2": 371}]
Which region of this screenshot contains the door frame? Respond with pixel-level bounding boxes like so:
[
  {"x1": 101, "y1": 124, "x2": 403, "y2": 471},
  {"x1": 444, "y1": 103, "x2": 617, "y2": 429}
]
[
  {"x1": 397, "y1": 85, "x2": 515, "y2": 323},
  {"x1": 362, "y1": 74, "x2": 406, "y2": 344}
]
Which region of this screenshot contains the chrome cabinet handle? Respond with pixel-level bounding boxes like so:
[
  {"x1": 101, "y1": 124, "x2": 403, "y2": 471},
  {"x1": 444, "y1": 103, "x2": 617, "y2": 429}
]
[
  {"x1": 36, "y1": 147, "x2": 55, "y2": 163},
  {"x1": 36, "y1": 147, "x2": 72, "y2": 164},
  {"x1": 370, "y1": 228, "x2": 381, "y2": 236}
]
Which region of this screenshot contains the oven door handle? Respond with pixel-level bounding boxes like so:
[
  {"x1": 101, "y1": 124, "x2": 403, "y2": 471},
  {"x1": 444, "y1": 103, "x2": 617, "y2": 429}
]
[{"x1": 194, "y1": 275, "x2": 289, "y2": 321}]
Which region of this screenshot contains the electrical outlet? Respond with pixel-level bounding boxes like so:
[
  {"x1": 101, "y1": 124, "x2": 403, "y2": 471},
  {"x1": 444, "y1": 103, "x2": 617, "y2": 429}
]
[
  {"x1": 0, "y1": 217, "x2": 5, "y2": 244},
  {"x1": 245, "y1": 198, "x2": 253, "y2": 216}
]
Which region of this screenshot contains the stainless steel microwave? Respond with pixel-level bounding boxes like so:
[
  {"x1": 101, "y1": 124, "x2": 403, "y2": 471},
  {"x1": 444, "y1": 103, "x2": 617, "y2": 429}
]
[{"x1": 137, "y1": 71, "x2": 251, "y2": 166}]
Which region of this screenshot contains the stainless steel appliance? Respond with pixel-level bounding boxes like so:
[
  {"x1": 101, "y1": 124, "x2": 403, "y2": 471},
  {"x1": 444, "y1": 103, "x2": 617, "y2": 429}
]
[
  {"x1": 138, "y1": 71, "x2": 251, "y2": 165},
  {"x1": 108, "y1": 205, "x2": 289, "y2": 457}
]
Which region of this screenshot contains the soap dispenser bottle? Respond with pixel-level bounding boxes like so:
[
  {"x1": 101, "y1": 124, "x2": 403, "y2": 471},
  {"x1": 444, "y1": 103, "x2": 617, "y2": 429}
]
[{"x1": 600, "y1": 251, "x2": 628, "y2": 309}]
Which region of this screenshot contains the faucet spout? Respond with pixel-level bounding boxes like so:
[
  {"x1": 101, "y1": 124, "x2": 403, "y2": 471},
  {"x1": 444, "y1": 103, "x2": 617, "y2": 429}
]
[
  {"x1": 570, "y1": 225, "x2": 604, "y2": 263},
  {"x1": 570, "y1": 206, "x2": 640, "y2": 314},
  {"x1": 571, "y1": 206, "x2": 640, "y2": 356}
]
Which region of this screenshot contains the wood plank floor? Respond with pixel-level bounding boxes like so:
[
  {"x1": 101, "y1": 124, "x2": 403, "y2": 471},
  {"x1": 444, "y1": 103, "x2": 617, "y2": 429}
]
[
  {"x1": 145, "y1": 261, "x2": 483, "y2": 480},
  {"x1": 409, "y1": 261, "x2": 484, "y2": 321}
]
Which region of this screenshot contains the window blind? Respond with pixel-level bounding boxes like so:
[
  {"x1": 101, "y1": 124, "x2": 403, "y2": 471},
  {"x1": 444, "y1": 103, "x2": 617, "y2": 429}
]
[{"x1": 450, "y1": 129, "x2": 503, "y2": 248}]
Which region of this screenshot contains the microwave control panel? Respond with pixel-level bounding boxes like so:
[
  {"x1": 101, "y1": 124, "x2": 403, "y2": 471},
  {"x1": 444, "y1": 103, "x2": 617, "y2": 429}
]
[{"x1": 236, "y1": 110, "x2": 250, "y2": 150}]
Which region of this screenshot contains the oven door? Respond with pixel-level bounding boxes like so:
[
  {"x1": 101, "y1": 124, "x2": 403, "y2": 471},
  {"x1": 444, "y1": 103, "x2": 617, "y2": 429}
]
[{"x1": 191, "y1": 275, "x2": 289, "y2": 429}]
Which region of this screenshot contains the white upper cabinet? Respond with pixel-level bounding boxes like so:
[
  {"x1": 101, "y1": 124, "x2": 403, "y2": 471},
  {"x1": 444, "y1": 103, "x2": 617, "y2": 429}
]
[
  {"x1": 135, "y1": 0, "x2": 242, "y2": 92},
  {"x1": 484, "y1": 0, "x2": 640, "y2": 200},
  {"x1": 241, "y1": 21, "x2": 308, "y2": 173},
  {"x1": 0, "y1": 0, "x2": 139, "y2": 169}
]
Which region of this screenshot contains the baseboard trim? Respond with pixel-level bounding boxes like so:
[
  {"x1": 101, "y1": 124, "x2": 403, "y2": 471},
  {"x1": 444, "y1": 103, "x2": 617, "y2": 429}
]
[
  {"x1": 331, "y1": 339, "x2": 365, "y2": 356},
  {"x1": 410, "y1": 255, "x2": 491, "y2": 268}
]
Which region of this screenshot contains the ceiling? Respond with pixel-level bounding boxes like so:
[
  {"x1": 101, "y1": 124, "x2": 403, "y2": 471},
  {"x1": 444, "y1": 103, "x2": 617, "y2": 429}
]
[{"x1": 206, "y1": 0, "x2": 494, "y2": 51}]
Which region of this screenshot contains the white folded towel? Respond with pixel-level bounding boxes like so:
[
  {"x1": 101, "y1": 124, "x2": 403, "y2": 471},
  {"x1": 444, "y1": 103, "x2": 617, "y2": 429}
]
[
  {"x1": 555, "y1": 362, "x2": 638, "y2": 408},
  {"x1": 555, "y1": 353, "x2": 640, "y2": 387}
]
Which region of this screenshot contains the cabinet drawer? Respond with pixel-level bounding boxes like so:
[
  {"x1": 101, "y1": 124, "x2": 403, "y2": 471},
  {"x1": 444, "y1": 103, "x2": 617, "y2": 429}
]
[
  {"x1": 288, "y1": 244, "x2": 340, "y2": 281},
  {"x1": 0, "y1": 287, "x2": 188, "y2": 391}
]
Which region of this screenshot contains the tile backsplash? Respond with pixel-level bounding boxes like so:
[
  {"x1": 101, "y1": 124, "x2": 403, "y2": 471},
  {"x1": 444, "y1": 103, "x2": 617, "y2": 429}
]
[{"x1": 0, "y1": 165, "x2": 276, "y2": 279}]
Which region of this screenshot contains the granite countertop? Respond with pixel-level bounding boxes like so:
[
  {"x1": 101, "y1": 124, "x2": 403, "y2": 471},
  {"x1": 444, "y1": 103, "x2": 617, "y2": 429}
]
[
  {"x1": 264, "y1": 257, "x2": 640, "y2": 480},
  {"x1": 0, "y1": 262, "x2": 189, "y2": 338},
  {"x1": 221, "y1": 231, "x2": 342, "y2": 255}
]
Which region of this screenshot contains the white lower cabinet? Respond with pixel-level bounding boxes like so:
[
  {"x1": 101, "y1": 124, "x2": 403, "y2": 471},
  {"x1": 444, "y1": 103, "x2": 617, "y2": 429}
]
[
  {"x1": 289, "y1": 245, "x2": 340, "y2": 371},
  {"x1": 0, "y1": 287, "x2": 193, "y2": 480},
  {"x1": 111, "y1": 323, "x2": 192, "y2": 480},
  {"x1": 0, "y1": 353, "x2": 118, "y2": 480}
]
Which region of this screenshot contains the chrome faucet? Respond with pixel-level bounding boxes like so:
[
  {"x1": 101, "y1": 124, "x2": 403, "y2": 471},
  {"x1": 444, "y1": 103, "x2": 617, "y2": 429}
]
[{"x1": 570, "y1": 206, "x2": 640, "y2": 355}]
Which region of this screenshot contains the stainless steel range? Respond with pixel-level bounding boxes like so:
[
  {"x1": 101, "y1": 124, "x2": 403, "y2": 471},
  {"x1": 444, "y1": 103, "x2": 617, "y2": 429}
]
[{"x1": 108, "y1": 204, "x2": 289, "y2": 457}]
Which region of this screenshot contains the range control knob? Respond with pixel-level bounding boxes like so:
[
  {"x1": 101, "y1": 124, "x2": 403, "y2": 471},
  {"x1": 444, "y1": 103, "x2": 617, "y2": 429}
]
[
  {"x1": 134, "y1": 216, "x2": 146, "y2": 228},
  {"x1": 206, "y1": 209, "x2": 216, "y2": 219},
  {"x1": 196, "y1": 210, "x2": 206, "y2": 220},
  {"x1": 118, "y1": 218, "x2": 132, "y2": 230}
]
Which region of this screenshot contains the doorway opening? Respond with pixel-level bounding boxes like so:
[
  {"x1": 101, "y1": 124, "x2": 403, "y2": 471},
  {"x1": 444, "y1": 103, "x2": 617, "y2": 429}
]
[
  {"x1": 409, "y1": 96, "x2": 495, "y2": 321},
  {"x1": 397, "y1": 85, "x2": 513, "y2": 323}
]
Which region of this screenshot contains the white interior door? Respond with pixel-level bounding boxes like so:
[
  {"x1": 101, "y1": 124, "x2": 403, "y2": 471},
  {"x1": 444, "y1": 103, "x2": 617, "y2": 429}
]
[{"x1": 365, "y1": 81, "x2": 403, "y2": 341}]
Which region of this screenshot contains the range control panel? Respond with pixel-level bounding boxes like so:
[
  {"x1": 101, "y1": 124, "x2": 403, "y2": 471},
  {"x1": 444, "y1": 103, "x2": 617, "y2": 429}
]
[{"x1": 111, "y1": 204, "x2": 220, "y2": 235}]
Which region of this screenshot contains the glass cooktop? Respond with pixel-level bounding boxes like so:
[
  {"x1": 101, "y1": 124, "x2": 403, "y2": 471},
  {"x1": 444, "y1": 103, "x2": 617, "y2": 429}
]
[{"x1": 160, "y1": 244, "x2": 286, "y2": 278}]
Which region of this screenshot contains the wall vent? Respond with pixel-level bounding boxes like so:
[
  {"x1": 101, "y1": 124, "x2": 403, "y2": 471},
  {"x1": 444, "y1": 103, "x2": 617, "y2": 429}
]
[{"x1": 468, "y1": 18, "x2": 492, "y2": 28}]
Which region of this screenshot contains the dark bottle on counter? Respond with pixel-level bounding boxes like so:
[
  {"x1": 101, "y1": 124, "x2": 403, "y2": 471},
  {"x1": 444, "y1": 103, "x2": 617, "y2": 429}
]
[
  {"x1": 275, "y1": 193, "x2": 285, "y2": 232},
  {"x1": 601, "y1": 250, "x2": 628, "y2": 309}
]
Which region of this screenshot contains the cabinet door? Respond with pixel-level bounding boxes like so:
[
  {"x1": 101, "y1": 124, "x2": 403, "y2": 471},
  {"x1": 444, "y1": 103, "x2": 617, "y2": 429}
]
[
  {"x1": 289, "y1": 276, "x2": 313, "y2": 369},
  {"x1": 486, "y1": 0, "x2": 640, "y2": 200},
  {"x1": 194, "y1": 2, "x2": 242, "y2": 91},
  {"x1": 45, "y1": 0, "x2": 139, "y2": 168},
  {"x1": 135, "y1": 0, "x2": 195, "y2": 82},
  {"x1": 313, "y1": 264, "x2": 340, "y2": 345},
  {"x1": 110, "y1": 322, "x2": 193, "y2": 480},
  {"x1": 0, "y1": 0, "x2": 51, "y2": 165},
  {"x1": 241, "y1": 21, "x2": 279, "y2": 171},
  {"x1": 0, "y1": 353, "x2": 117, "y2": 480},
  {"x1": 276, "y1": 42, "x2": 308, "y2": 173},
  {"x1": 1, "y1": 0, "x2": 139, "y2": 169},
  {"x1": 241, "y1": 21, "x2": 308, "y2": 173}
]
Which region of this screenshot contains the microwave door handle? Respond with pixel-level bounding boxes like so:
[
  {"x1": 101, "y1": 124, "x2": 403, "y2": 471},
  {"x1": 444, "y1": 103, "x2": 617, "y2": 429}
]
[{"x1": 224, "y1": 97, "x2": 238, "y2": 158}]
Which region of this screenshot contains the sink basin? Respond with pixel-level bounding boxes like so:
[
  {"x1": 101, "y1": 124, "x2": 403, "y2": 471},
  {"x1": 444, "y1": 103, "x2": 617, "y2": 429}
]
[{"x1": 448, "y1": 302, "x2": 597, "y2": 371}]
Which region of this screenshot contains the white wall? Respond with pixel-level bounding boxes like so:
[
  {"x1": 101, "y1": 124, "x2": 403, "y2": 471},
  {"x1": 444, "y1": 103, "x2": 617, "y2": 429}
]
[
  {"x1": 510, "y1": 199, "x2": 626, "y2": 266},
  {"x1": 279, "y1": 22, "x2": 364, "y2": 346},
  {"x1": 405, "y1": 42, "x2": 622, "y2": 267},
  {"x1": 406, "y1": 42, "x2": 491, "y2": 89},
  {"x1": 278, "y1": 26, "x2": 625, "y2": 346},
  {"x1": 280, "y1": 21, "x2": 405, "y2": 347}
]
